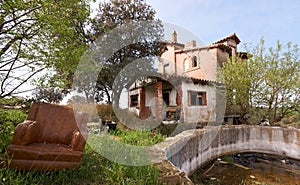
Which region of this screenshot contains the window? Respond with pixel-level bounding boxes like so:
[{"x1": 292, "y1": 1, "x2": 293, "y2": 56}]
[
  {"x1": 184, "y1": 58, "x2": 189, "y2": 71},
  {"x1": 164, "y1": 63, "x2": 170, "y2": 74},
  {"x1": 188, "y1": 91, "x2": 207, "y2": 106},
  {"x1": 130, "y1": 94, "x2": 138, "y2": 107},
  {"x1": 192, "y1": 56, "x2": 197, "y2": 67}
]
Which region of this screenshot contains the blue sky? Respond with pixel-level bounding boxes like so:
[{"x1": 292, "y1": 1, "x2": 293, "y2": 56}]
[{"x1": 147, "y1": 0, "x2": 300, "y2": 50}]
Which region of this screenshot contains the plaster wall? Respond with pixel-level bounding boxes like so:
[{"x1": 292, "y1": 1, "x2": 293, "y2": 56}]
[{"x1": 181, "y1": 82, "x2": 216, "y2": 123}]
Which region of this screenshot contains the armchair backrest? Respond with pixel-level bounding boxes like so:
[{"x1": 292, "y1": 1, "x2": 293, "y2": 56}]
[{"x1": 27, "y1": 102, "x2": 88, "y2": 145}]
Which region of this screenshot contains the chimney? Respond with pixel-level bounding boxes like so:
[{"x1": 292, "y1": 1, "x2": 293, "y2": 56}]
[
  {"x1": 172, "y1": 31, "x2": 177, "y2": 43},
  {"x1": 184, "y1": 40, "x2": 196, "y2": 49}
]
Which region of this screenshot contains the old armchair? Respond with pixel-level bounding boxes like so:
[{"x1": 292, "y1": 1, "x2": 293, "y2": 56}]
[{"x1": 5, "y1": 102, "x2": 88, "y2": 171}]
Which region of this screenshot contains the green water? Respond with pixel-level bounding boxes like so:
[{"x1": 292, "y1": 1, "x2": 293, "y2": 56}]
[{"x1": 190, "y1": 153, "x2": 300, "y2": 185}]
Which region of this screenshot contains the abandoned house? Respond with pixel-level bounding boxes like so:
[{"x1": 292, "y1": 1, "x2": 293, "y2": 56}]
[{"x1": 128, "y1": 32, "x2": 247, "y2": 124}]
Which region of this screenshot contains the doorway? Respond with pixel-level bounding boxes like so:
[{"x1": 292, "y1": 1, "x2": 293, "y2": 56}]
[{"x1": 163, "y1": 91, "x2": 170, "y2": 106}]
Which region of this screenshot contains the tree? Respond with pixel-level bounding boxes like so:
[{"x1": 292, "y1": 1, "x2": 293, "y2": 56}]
[
  {"x1": 222, "y1": 39, "x2": 300, "y2": 123},
  {"x1": 253, "y1": 40, "x2": 300, "y2": 121},
  {"x1": 221, "y1": 56, "x2": 252, "y2": 117},
  {"x1": 0, "y1": 0, "x2": 91, "y2": 99},
  {"x1": 87, "y1": 0, "x2": 164, "y2": 104}
]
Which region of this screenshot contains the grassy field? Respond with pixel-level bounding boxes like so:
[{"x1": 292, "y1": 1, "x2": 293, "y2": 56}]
[
  {"x1": 1, "y1": 144, "x2": 160, "y2": 185},
  {"x1": 0, "y1": 117, "x2": 166, "y2": 185}
]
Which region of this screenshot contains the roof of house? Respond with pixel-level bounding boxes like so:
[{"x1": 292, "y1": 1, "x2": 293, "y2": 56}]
[
  {"x1": 213, "y1": 33, "x2": 241, "y2": 45},
  {"x1": 163, "y1": 33, "x2": 240, "y2": 54},
  {"x1": 153, "y1": 73, "x2": 220, "y2": 85},
  {"x1": 174, "y1": 43, "x2": 232, "y2": 53}
]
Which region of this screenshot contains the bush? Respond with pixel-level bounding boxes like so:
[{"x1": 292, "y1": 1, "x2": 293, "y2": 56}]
[
  {"x1": 96, "y1": 104, "x2": 117, "y2": 122},
  {"x1": 0, "y1": 109, "x2": 27, "y2": 153},
  {"x1": 0, "y1": 109, "x2": 27, "y2": 125},
  {"x1": 289, "y1": 114, "x2": 300, "y2": 123},
  {"x1": 154, "y1": 123, "x2": 178, "y2": 136},
  {"x1": 281, "y1": 117, "x2": 290, "y2": 124},
  {"x1": 110, "y1": 129, "x2": 166, "y2": 146},
  {"x1": 0, "y1": 96, "x2": 24, "y2": 106}
]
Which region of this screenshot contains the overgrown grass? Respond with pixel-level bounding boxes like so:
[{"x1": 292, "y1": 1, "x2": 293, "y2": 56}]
[
  {"x1": 0, "y1": 98, "x2": 167, "y2": 185},
  {"x1": 0, "y1": 109, "x2": 27, "y2": 154},
  {"x1": 0, "y1": 121, "x2": 164, "y2": 184},
  {"x1": 110, "y1": 129, "x2": 166, "y2": 146},
  {"x1": 0, "y1": 138, "x2": 161, "y2": 185}
]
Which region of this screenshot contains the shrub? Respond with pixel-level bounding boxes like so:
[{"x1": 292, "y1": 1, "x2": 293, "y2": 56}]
[
  {"x1": 0, "y1": 109, "x2": 27, "y2": 153},
  {"x1": 289, "y1": 114, "x2": 300, "y2": 123},
  {"x1": 0, "y1": 109, "x2": 27, "y2": 125},
  {"x1": 281, "y1": 117, "x2": 290, "y2": 124},
  {"x1": 96, "y1": 104, "x2": 117, "y2": 122},
  {"x1": 0, "y1": 96, "x2": 24, "y2": 106},
  {"x1": 154, "y1": 123, "x2": 179, "y2": 136},
  {"x1": 110, "y1": 129, "x2": 166, "y2": 146}
]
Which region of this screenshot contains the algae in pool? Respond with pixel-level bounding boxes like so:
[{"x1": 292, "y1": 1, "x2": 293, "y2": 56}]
[{"x1": 190, "y1": 153, "x2": 300, "y2": 185}]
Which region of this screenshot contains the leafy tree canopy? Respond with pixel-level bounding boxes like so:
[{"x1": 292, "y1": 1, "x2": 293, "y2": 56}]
[
  {"x1": 0, "y1": 0, "x2": 91, "y2": 98},
  {"x1": 82, "y1": 0, "x2": 164, "y2": 104},
  {"x1": 221, "y1": 39, "x2": 300, "y2": 123}
]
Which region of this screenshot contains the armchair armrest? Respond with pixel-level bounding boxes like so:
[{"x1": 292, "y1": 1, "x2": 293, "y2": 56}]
[
  {"x1": 71, "y1": 130, "x2": 86, "y2": 151},
  {"x1": 11, "y1": 120, "x2": 40, "y2": 146}
]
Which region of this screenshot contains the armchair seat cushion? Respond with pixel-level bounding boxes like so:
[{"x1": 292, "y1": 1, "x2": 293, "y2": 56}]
[{"x1": 7, "y1": 143, "x2": 83, "y2": 162}]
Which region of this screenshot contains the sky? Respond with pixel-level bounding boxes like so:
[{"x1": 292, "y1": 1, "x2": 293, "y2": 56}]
[
  {"x1": 88, "y1": 0, "x2": 300, "y2": 107},
  {"x1": 145, "y1": 0, "x2": 300, "y2": 50},
  {"x1": 18, "y1": 0, "x2": 300, "y2": 100}
]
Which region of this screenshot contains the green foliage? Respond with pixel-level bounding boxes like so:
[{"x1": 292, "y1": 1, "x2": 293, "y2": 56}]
[
  {"x1": 221, "y1": 155, "x2": 234, "y2": 164},
  {"x1": 96, "y1": 103, "x2": 118, "y2": 122},
  {"x1": 153, "y1": 123, "x2": 178, "y2": 136},
  {"x1": 102, "y1": 162, "x2": 159, "y2": 185},
  {"x1": 281, "y1": 117, "x2": 290, "y2": 124},
  {"x1": 221, "y1": 39, "x2": 300, "y2": 123},
  {"x1": 0, "y1": 137, "x2": 160, "y2": 185},
  {"x1": 0, "y1": 0, "x2": 91, "y2": 98},
  {"x1": 221, "y1": 56, "x2": 251, "y2": 116},
  {"x1": 0, "y1": 97, "x2": 24, "y2": 106},
  {"x1": 0, "y1": 109, "x2": 27, "y2": 125},
  {"x1": 278, "y1": 113, "x2": 300, "y2": 126},
  {"x1": 290, "y1": 113, "x2": 300, "y2": 123},
  {"x1": 0, "y1": 109, "x2": 27, "y2": 153},
  {"x1": 84, "y1": 0, "x2": 164, "y2": 103},
  {"x1": 110, "y1": 129, "x2": 166, "y2": 146}
]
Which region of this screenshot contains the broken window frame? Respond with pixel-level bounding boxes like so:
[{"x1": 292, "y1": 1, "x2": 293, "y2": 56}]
[{"x1": 130, "y1": 94, "x2": 139, "y2": 107}]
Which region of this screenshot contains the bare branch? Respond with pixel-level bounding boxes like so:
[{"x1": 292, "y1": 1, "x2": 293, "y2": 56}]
[
  {"x1": 0, "y1": 57, "x2": 15, "y2": 69},
  {"x1": 10, "y1": 87, "x2": 38, "y2": 96},
  {"x1": 0, "y1": 67, "x2": 44, "y2": 98},
  {"x1": 0, "y1": 35, "x2": 22, "y2": 56},
  {"x1": 0, "y1": 60, "x2": 40, "y2": 71},
  {"x1": 1, "y1": 39, "x2": 23, "y2": 94},
  {"x1": 0, "y1": 5, "x2": 41, "y2": 32},
  {"x1": 0, "y1": 18, "x2": 38, "y2": 35}
]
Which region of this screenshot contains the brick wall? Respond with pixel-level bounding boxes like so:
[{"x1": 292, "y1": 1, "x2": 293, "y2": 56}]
[
  {"x1": 139, "y1": 87, "x2": 151, "y2": 119},
  {"x1": 155, "y1": 81, "x2": 163, "y2": 120}
]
